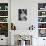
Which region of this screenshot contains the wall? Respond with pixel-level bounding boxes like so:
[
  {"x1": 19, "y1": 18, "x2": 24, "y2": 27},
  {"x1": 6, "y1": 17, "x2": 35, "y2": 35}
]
[
  {"x1": 11, "y1": 0, "x2": 46, "y2": 46},
  {"x1": 11, "y1": 0, "x2": 38, "y2": 30}
]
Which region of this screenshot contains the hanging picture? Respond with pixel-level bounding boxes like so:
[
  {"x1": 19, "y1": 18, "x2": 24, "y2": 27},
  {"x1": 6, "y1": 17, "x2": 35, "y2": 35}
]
[{"x1": 18, "y1": 9, "x2": 27, "y2": 21}]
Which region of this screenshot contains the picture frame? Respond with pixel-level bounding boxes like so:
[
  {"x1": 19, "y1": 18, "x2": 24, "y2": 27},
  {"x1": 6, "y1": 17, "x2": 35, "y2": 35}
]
[{"x1": 18, "y1": 9, "x2": 27, "y2": 21}]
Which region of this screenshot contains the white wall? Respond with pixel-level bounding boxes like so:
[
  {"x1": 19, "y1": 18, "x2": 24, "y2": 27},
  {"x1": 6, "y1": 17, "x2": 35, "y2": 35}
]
[
  {"x1": 11, "y1": 0, "x2": 38, "y2": 30},
  {"x1": 11, "y1": 0, "x2": 46, "y2": 30},
  {"x1": 11, "y1": 0, "x2": 46, "y2": 46}
]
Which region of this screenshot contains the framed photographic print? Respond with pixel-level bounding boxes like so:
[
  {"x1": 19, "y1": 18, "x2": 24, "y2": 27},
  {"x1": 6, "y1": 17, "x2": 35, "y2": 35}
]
[{"x1": 18, "y1": 9, "x2": 27, "y2": 21}]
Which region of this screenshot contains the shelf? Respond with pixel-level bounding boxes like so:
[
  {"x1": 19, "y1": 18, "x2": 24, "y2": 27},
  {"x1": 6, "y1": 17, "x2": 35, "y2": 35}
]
[
  {"x1": 0, "y1": 3, "x2": 8, "y2": 37},
  {"x1": 0, "y1": 10, "x2": 8, "y2": 11},
  {"x1": 38, "y1": 3, "x2": 46, "y2": 37},
  {"x1": 38, "y1": 16, "x2": 46, "y2": 17},
  {"x1": 38, "y1": 28, "x2": 46, "y2": 29},
  {"x1": 0, "y1": 22, "x2": 8, "y2": 23},
  {"x1": 38, "y1": 10, "x2": 46, "y2": 11},
  {"x1": 0, "y1": 16, "x2": 8, "y2": 17},
  {"x1": 38, "y1": 22, "x2": 46, "y2": 23}
]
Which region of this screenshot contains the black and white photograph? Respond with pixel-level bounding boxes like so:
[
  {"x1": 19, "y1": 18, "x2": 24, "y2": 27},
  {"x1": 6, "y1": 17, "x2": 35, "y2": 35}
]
[{"x1": 18, "y1": 9, "x2": 27, "y2": 21}]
